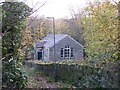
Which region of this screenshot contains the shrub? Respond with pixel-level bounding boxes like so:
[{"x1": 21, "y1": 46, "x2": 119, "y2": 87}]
[{"x1": 2, "y1": 59, "x2": 28, "y2": 89}]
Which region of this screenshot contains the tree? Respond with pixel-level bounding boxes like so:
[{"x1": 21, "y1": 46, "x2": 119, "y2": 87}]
[
  {"x1": 67, "y1": 1, "x2": 119, "y2": 87},
  {"x1": 55, "y1": 18, "x2": 83, "y2": 45},
  {"x1": 2, "y1": 1, "x2": 32, "y2": 88},
  {"x1": 80, "y1": 1, "x2": 118, "y2": 69},
  {"x1": 21, "y1": 16, "x2": 51, "y2": 60}
]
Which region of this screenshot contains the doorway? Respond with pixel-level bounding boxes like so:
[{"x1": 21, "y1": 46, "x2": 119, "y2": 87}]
[{"x1": 38, "y1": 51, "x2": 42, "y2": 60}]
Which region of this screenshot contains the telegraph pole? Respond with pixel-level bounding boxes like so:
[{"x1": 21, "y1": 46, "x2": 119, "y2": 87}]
[{"x1": 47, "y1": 17, "x2": 56, "y2": 81}]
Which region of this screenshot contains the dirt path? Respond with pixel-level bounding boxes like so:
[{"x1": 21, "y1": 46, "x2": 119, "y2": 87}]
[
  {"x1": 25, "y1": 66, "x2": 58, "y2": 88},
  {"x1": 24, "y1": 65, "x2": 72, "y2": 88},
  {"x1": 34, "y1": 74, "x2": 58, "y2": 88},
  {"x1": 27, "y1": 74, "x2": 58, "y2": 88}
]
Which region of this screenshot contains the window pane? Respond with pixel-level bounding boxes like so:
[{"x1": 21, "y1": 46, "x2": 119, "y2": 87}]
[
  {"x1": 64, "y1": 46, "x2": 70, "y2": 58},
  {"x1": 61, "y1": 48, "x2": 63, "y2": 57}
]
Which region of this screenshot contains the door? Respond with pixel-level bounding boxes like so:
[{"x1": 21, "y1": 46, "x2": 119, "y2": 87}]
[{"x1": 38, "y1": 52, "x2": 42, "y2": 60}]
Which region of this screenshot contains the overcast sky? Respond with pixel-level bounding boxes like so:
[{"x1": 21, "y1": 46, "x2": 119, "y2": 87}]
[
  {"x1": 25, "y1": 0, "x2": 119, "y2": 19},
  {"x1": 24, "y1": 0, "x2": 88, "y2": 19},
  {"x1": 1, "y1": 0, "x2": 119, "y2": 19}
]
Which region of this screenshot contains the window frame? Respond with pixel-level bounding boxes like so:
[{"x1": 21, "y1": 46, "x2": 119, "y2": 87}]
[
  {"x1": 60, "y1": 46, "x2": 74, "y2": 59},
  {"x1": 64, "y1": 46, "x2": 70, "y2": 58}
]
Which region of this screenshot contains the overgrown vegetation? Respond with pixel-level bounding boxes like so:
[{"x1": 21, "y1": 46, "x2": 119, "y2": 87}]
[
  {"x1": 2, "y1": 2, "x2": 31, "y2": 88},
  {"x1": 24, "y1": 61, "x2": 118, "y2": 88},
  {"x1": 22, "y1": 65, "x2": 71, "y2": 88}
]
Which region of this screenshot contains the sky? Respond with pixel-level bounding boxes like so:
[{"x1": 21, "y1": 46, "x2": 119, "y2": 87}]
[
  {"x1": 24, "y1": 0, "x2": 88, "y2": 19},
  {"x1": 25, "y1": 0, "x2": 119, "y2": 19},
  {"x1": 1, "y1": 0, "x2": 119, "y2": 19}
]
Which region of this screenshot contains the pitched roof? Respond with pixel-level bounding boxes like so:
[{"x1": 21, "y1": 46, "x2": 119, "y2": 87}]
[
  {"x1": 42, "y1": 34, "x2": 68, "y2": 48},
  {"x1": 35, "y1": 34, "x2": 83, "y2": 48},
  {"x1": 34, "y1": 41, "x2": 46, "y2": 48}
]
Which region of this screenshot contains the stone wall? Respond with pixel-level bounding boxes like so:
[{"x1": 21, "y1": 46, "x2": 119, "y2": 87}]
[{"x1": 48, "y1": 36, "x2": 83, "y2": 61}]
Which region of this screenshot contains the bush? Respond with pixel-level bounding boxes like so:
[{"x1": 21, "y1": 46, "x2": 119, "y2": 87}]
[{"x1": 2, "y1": 59, "x2": 28, "y2": 89}]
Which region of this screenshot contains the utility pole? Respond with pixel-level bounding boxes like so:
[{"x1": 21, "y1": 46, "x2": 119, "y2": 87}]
[{"x1": 47, "y1": 17, "x2": 56, "y2": 81}]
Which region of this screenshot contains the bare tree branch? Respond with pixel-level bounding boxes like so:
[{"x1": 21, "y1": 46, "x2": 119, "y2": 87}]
[
  {"x1": 29, "y1": 0, "x2": 47, "y2": 16},
  {"x1": 31, "y1": 0, "x2": 40, "y2": 9},
  {"x1": 112, "y1": 0, "x2": 118, "y2": 5},
  {"x1": 22, "y1": 0, "x2": 28, "y2": 4},
  {"x1": 26, "y1": 14, "x2": 39, "y2": 26}
]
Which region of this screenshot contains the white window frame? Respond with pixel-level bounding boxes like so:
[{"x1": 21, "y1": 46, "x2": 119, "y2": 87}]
[
  {"x1": 60, "y1": 46, "x2": 74, "y2": 59},
  {"x1": 64, "y1": 46, "x2": 71, "y2": 59}
]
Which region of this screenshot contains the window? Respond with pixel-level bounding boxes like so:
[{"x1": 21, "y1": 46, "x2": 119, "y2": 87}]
[
  {"x1": 60, "y1": 46, "x2": 74, "y2": 58},
  {"x1": 71, "y1": 48, "x2": 74, "y2": 58},
  {"x1": 60, "y1": 48, "x2": 64, "y2": 57},
  {"x1": 64, "y1": 46, "x2": 70, "y2": 58}
]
